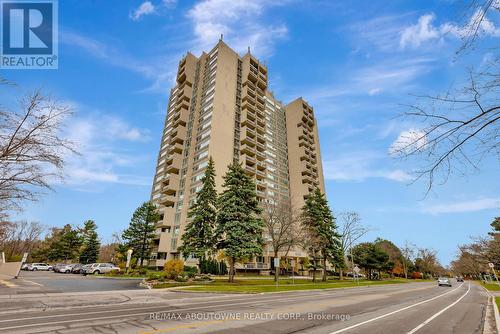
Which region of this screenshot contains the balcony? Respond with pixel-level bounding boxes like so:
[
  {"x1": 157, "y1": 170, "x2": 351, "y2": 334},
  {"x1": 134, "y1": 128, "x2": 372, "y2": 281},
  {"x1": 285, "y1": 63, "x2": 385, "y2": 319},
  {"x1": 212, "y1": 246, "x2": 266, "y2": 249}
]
[
  {"x1": 240, "y1": 143, "x2": 255, "y2": 156},
  {"x1": 245, "y1": 165, "x2": 256, "y2": 176},
  {"x1": 256, "y1": 150, "x2": 266, "y2": 161},
  {"x1": 241, "y1": 117, "x2": 256, "y2": 129},
  {"x1": 165, "y1": 165, "x2": 180, "y2": 175},
  {"x1": 168, "y1": 142, "x2": 183, "y2": 155},
  {"x1": 256, "y1": 169, "x2": 266, "y2": 178},
  {"x1": 160, "y1": 194, "x2": 175, "y2": 207},
  {"x1": 170, "y1": 128, "x2": 186, "y2": 145},
  {"x1": 241, "y1": 135, "x2": 256, "y2": 147}
]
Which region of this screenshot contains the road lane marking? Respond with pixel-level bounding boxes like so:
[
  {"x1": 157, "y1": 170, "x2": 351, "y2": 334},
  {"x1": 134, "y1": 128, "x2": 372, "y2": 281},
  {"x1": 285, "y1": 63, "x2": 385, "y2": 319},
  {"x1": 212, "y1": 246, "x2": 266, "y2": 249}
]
[
  {"x1": 406, "y1": 282, "x2": 471, "y2": 334},
  {"x1": 0, "y1": 288, "x2": 401, "y2": 330},
  {"x1": 0, "y1": 282, "x2": 436, "y2": 331},
  {"x1": 0, "y1": 292, "x2": 340, "y2": 331},
  {"x1": 19, "y1": 279, "x2": 43, "y2": 286},
  {"x1": 329, "y1": 283, "x2": 465, "y2": 334},
  {"x1": 0, "y1": 282, "x2": 434, "y2": 332},
  {"x1": 0, "y1": 283, "x2": 429, "y2": 323}
]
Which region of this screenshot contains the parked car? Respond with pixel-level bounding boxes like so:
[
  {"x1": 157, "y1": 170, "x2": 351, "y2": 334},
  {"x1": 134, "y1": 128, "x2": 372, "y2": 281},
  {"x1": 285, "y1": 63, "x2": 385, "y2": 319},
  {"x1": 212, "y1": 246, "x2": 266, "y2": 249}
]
[
  {"x1": 27, "y1": 263, "x2": 52, "y2": 271},
  {"x1": 71, "y1": 264, "x2": 84, "y2": 274},
  {"x1": 52, "y1": 263, "x2": 67, "y2": 273},
  {"x1": 438, "y1": 277, "x2": 452, "y2": 287},
  {"x1": 82, "y1": 263, "x2": 120, "y2": 275},
  {"x1": 456, "y1": 276, "x2": 464, "y2": 282},
  {"x1": 57, "y1": 264, "x2": 75, "y2": 274},
  {"x1": 21, "y1": 263, "x2": 31, "y2": 270}
]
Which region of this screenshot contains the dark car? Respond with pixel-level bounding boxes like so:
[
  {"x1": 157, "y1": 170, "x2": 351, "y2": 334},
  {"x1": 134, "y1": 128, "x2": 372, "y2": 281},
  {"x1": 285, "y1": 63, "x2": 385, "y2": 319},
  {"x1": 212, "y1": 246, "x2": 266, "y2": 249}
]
[{"x1": 71, "y1": 264, "x2": 84, "y2": 274}]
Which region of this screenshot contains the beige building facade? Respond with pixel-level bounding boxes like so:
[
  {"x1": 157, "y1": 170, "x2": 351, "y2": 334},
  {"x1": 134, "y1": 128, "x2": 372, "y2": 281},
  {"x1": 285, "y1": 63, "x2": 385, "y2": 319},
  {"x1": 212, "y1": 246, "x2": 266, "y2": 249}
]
[{"x1": 150, "y1": 40, "x2": 325, "y2": 272}]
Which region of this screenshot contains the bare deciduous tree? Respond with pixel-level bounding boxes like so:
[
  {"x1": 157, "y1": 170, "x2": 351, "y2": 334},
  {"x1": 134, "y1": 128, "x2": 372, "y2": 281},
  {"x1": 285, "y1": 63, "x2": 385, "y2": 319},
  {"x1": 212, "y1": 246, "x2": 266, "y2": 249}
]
[
  {"x1": 338, "y1": 212, "x2": 369, "y2": 279},
  {"x1": 0, "y1": 85, "x2": 76, "y2": 217},
  {"x1": 0, "y1": 220, "x2": 44, "y2": 261},
  {"x1": 394, "y1": 3, "x2": 499, "y2": 193},
  {"x1": 400, "y1": 241, "x2": 416, "y2": 279},
  {"x1": 262, "y1": 200, "x2": 302, "y2": 282}
]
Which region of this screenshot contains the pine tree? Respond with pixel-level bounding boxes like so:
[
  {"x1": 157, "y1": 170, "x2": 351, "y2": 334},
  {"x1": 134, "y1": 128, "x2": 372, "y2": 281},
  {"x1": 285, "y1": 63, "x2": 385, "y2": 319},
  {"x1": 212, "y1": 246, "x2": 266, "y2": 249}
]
[
  {"x1": 178, "y1": 157, "x2": 217, "y2": 259},
  {"x1": 122, "y1": 201, "x2": 160, "y2": 267},
  {"x1": 79, "y1": 220, "x2": 100, "y2": 264},
  {"x1": 47, "y1": 224, "x2": 82, "y2": 262},
  {"x1": 302, "y1": 188, "x2": 342, "y2": 281},
  {"x1": 215, "y1": 163, "x2": 264, "y2": 282}
]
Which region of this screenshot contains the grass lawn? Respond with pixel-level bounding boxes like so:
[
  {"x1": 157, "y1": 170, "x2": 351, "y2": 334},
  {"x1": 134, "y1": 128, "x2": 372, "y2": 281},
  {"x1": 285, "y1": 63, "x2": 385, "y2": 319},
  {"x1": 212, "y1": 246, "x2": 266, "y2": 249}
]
[
  {"x1": 480, "y1": 282, "x2": 500, "y2": 291},
  {"x1": 496, "y1": 297, "x2": 500, "y2": 310},
  {"x1": 152, "y1": 278, "x2": 424, "y2": 293}
]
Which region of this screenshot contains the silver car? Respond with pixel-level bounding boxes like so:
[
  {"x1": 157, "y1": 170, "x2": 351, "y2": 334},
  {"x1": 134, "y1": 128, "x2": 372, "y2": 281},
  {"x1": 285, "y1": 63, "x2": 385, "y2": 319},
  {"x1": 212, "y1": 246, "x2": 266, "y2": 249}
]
[
  {"x1": 28, "y1": 263, "x2": 53, "y2": 271},
  {"x1": 83, "y1": 263, "x2": 120, "y2": 275},
  {"x1": 438, "y1": 277, "x2": 452, "y2": 287}
]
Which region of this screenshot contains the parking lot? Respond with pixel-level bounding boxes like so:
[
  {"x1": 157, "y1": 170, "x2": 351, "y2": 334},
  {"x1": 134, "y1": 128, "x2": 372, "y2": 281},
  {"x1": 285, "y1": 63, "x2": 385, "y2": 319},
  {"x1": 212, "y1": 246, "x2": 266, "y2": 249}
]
[{"x1": 0, "y1": 270, "x2": 143, "y2": 295}]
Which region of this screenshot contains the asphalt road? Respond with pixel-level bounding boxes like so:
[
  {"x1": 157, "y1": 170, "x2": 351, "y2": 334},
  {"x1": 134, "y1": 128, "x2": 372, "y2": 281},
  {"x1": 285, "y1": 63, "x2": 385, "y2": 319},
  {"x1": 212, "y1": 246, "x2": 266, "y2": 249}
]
[
  {"x1": 0, "y1": 280, "x2": 491, "y2": 334},
  {"x1": 1, "y1": 270, "x2": 143, "y2": 294}
]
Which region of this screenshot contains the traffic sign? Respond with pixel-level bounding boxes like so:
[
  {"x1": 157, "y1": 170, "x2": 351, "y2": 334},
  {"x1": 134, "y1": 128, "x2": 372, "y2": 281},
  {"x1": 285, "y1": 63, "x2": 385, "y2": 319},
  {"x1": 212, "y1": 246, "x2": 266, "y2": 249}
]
[{"x1": 353, "y1": 266, "x2": 360, "y2": 273}]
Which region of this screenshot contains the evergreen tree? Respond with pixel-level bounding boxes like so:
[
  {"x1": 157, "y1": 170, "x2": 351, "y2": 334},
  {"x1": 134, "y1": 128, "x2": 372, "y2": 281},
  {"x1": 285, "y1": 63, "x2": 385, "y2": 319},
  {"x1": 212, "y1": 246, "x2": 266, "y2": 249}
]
[
  {"x1": 352, "y1": 242, "x2": 391, "y2": 280},
  {"x1": 302, "y1": 188, "x2": 342, "y2": 281},
  {"x1": 79, "y1": 220, "x2": 100, "y2": 264},
  {"x1": 215, "y1": 163, "x2": 264, "y2": 282},
  {"x1": 122, "y1": 201, "x2": 160, "y2": 267},
  {"x1": 47, "y1": 224, "x2": 82, "y2": 262},
  {"x1": 178, "y1": 157, "x2": 217, "y2": 259}
]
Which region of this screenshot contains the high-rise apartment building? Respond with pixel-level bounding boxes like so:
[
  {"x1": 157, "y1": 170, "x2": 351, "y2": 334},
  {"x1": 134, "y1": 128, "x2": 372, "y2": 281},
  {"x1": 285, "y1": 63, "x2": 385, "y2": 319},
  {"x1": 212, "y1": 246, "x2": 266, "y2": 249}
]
[{"x1": 149, "y1": 40, "x2": 325, "y2": 271}]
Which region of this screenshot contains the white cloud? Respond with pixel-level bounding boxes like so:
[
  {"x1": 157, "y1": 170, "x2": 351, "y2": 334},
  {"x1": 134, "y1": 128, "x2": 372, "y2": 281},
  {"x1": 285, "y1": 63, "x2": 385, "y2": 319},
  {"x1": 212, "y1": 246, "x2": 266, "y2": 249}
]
[
  {"x1": 300, "y1": 57, "x2": 434, "y2": 104},
  {"x1": 422, "y1": 197, "x2": 500, "y2": 215},
  {"x1": 400, "y1": 11, "x2": 500, "y2": 49},
  {"x1": 187, "y1": 0, "x2": 288, "y2": 57},
  {"x1": 59, "y1": 112, "x2": 152, "y2": 187},
  {"x1": 400, "y1": 14, "x2": 440, "y2": 49},
  {"x1": 130, "y1": 1, "x2": 156, "y2": 21},
  {"x1": 60, "y1": 30, "x2": 179, "y2": 93},
  {"x1": 163, "y1": 0, "x2": 177, "y2": 7},
  {"x1": 323, "y1": 151, "x2": 412, "y2": 183},
  {"x1": 368, "y1": 88, "x2": 382, "y2": 96},
  {"x1": 389, "y1": 129, "x2": 427, "y2": 156}
]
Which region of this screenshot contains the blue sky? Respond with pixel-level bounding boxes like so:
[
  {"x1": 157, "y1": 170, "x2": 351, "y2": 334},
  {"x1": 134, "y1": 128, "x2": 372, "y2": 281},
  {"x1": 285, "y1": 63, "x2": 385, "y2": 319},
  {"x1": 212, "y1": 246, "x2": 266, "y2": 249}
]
[{"x1": 3, "y1": 0, "x2": 499, "y2": 265}]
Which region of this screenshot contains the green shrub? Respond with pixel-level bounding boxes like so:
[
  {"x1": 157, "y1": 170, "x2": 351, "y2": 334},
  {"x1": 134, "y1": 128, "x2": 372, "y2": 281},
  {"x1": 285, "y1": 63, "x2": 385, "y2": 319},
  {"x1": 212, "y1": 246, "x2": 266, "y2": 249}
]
[
  {"x1": 175, "y1": 274, "x2": 188, "y2": 282},
  {"x1": 184, "y1": 266, "x2": 198, "y2": 278},
  {"x1": 199, "y1": 257, "x2": 228, "y2": 275},
  {"x1": 146, "y1": 271, "x2": 168, "y2": 282},
  {"x1": 164, "y1": 259, "x2": 184, "y2": 279}
]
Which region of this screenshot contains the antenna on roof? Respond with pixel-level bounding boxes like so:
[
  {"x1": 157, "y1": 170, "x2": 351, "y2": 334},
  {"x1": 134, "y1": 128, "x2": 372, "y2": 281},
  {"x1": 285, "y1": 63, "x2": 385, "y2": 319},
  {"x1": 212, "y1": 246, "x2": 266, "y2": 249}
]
[
  {"x1": 248, "y1": 46, "x2": 251, "y2": 54},
  {"x1": 220, "y1": 34, "x2": 223, "y2": 41}
]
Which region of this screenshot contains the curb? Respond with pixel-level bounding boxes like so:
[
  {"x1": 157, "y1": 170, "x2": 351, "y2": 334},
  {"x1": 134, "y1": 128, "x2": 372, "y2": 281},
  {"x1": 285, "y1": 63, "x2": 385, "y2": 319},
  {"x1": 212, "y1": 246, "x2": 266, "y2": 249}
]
[
  {"x1": 492, "y1": 295, "x2": 500, "y2": 334},
  {"x1": 478, "y1": 282, "x2": 499, "y2": 334}
]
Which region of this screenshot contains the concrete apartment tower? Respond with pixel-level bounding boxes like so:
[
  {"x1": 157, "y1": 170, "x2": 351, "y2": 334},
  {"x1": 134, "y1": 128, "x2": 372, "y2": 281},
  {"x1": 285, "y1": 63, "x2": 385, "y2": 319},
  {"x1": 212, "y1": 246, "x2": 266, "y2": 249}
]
[{"x1": 150, "y1": 40, "x2": 325, "y2": 272}]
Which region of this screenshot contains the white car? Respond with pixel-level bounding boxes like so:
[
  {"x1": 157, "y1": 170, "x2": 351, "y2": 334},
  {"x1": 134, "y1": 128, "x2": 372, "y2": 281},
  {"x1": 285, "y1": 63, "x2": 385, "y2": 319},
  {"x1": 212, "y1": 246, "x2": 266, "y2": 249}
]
[
  {"x1": 83, "y1": 263, "x2": 120, "y2": 275},
  {"x1": 28, "y1": 263, "x2": 53, "y2": 271},
  {"x1": 438, "y1": 277, "x2": 452, "y2": 287}
]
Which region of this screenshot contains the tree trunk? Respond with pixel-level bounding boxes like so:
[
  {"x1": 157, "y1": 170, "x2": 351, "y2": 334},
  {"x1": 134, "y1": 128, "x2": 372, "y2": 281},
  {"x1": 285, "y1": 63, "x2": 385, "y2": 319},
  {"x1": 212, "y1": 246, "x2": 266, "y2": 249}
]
[
  {"x1": 322, "y1": 256, "x2": 327, "y2": 281},
  {"x1": 312, "y1": 257, "x2": 317, "y2": 283},
  {"x1": 228, "y1": 257, "x2": 235, "y2": 283},
  {"x1": 274, "y1": 252, "x2": 279, "y2": 282},
  {"x1": 339, "y1": 268, "x2": 344, "y2": 280}
]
